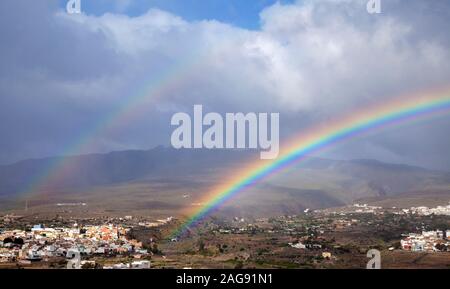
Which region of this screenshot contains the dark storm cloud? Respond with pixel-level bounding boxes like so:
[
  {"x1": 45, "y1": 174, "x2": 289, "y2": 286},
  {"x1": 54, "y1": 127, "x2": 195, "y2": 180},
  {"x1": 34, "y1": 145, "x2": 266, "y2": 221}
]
[{"x1": 0, "y1": 0, "x2": 450, "y2": 170}]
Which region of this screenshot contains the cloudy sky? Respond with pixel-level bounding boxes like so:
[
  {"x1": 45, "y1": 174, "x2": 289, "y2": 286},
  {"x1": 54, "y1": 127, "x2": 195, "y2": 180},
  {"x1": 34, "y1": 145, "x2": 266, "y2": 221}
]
[{"x1": 0, "y1": 0, "x2": 449, "y2": 170}]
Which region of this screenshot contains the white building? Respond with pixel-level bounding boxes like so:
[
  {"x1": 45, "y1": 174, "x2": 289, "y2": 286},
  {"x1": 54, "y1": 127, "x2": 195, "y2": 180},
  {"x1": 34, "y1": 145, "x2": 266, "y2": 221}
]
[{"x1": 130, "y1": 261, "x2": 150, "y2": 269}]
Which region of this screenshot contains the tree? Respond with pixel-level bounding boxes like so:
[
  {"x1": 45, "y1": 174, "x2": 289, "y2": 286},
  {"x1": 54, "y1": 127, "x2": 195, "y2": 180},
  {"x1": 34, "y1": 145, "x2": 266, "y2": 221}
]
[
  {"x1": 3, "y1": 237, "x2": 13, "y2": 243},
  {"x1": 13, "y1": 238, "x2": 24, "y2": 245},
  {"x1": 234, "y1": 261, "x2": 244, "y2": 269},
  {"x1": 198, "y1": 239, "x2": 205, "y2": 252},
  {"x1": 151, "y1": 243, "x2": 160, "y2": 254}
]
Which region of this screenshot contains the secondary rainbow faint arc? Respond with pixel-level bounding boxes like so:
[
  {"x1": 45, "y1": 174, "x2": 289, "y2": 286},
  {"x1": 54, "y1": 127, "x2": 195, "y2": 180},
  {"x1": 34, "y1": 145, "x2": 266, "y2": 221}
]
[
  {"x1": 20, "y1": 52, "x2": 205, "y2": 197},
  {"x1": 173, "y1": 88, "x2": 450, "y2": 237}
]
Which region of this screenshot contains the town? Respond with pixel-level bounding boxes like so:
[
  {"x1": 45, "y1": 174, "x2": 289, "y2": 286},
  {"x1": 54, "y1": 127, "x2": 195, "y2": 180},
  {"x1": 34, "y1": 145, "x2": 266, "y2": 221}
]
[
  {"x1": 1, "y1": 202, "x2": 449, "y2": 269},
  {"x1": 0, "y1": 215, "x2": 175, "y2": 269}
]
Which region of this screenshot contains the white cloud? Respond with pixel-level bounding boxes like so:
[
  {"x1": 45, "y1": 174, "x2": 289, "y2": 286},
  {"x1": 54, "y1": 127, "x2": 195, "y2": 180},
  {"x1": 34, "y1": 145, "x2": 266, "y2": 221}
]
[{"x1": 55, "y1": 0, "x2": 450, "y2": 114}]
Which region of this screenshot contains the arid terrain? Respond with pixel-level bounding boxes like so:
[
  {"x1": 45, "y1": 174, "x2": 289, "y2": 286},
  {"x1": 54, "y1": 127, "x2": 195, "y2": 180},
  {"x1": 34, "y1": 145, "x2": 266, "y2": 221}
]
[{"x1": 1, "y1": 205, "x2": 449, "y2": 269}]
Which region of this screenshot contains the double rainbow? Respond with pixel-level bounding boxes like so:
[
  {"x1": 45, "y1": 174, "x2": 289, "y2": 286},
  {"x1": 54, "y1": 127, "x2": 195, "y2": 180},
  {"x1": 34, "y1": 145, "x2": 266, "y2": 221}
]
[{"x1": 173, "y1": 87, "x2": 450, "y2": 237}]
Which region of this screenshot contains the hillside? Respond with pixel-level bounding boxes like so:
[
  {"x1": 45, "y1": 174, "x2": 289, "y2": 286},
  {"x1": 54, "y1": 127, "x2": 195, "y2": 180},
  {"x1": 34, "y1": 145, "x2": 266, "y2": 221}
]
[{"x1": 0, "y1": 147, "x2": 449, "y2": 216}]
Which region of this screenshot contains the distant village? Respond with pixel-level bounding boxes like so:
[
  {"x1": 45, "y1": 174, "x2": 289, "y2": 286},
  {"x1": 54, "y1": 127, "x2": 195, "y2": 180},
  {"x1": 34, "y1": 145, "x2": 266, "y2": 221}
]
[
  {"x1": 206, "y1": 201, "x2": 450, "y2": 259},
  {"x1": 0, "y1": 215, "x2": 175, "y2": 269},
  {"x1": 322, "y1": 202, "x2": 450, "y2": 216},
  {"x1": 400, "y1": 230, "x2": 450, "y2": 252},
  {"x1": 323, "y1": 203, "x2": 450, "y2": 252}
]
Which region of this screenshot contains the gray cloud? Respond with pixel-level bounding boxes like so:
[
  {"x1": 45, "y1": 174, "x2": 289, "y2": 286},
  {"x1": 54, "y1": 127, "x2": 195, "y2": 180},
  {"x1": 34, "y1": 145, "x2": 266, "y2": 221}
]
[{"x1": 0, "y1": 0, "x2": 450, "y2": 171}]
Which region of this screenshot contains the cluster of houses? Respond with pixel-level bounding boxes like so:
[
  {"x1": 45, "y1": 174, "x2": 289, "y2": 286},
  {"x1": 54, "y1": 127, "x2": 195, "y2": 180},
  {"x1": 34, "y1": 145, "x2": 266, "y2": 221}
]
[
  {"x1": 400, "y1": 230, "x2": 450, "y2": 252},
  {"x1": 349, "y1": 204, "x2": 383, "y2": 214},
  {"x1": 317, "y1": 204, "x2": 384, "y2": 215},
  {"x1": 103, "y1": 260, "x2": 151, "y2": 269},
  {"x1": 319, "y1": 202, "x2": 450, "y2": 217},
  {"x1": 137, "y1": 216, "x2": 174, "y2": 228},
  {"x1": 288, "y1": 241, "x2": 334, "y2": 260},
  {"x1": 407, "y1": 203, "x2": 450, "y2": 216},
  {"x1": 0, "y1": 224, "x2": 148, "y2": 263}
]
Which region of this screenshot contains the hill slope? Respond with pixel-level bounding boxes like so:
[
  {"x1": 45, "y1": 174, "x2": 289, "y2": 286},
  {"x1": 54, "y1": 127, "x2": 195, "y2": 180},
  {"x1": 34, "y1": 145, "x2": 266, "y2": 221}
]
[{"x1": 1, "y1": 147, "x2": 449, "y2": 216}]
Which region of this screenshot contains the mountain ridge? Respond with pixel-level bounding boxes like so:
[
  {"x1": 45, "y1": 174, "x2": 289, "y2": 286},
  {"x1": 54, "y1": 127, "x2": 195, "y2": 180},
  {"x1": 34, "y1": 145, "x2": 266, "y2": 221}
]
[{"x1": 0, "y1": 147, "x2": 449, "y2": 215}]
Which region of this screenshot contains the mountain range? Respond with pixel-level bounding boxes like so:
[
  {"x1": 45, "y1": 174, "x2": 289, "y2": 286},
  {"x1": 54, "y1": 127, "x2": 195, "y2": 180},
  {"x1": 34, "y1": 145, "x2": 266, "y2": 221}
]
[{"x1": 0, "y1": 147, "x2": 449, "y2": 216}]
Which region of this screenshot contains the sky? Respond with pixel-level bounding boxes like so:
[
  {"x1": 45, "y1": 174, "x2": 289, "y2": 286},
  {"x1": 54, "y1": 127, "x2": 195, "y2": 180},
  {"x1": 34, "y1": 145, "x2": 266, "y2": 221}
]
[
  {"x1": 1, "y1": 0, "x2": 450, "y2": 171},
  {"x1": 60, "y1": 0, "x2": 295, "y2": 29}
]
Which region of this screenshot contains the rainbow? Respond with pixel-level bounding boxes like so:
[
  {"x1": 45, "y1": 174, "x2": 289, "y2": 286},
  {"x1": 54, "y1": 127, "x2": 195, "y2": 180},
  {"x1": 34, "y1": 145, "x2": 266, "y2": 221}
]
[
  {"x1": 19, "y1": 50, "x2": 206, "y2": 197},
  {"x1": 172, "y1": 87, "x2": 450, "y2": 237}
]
